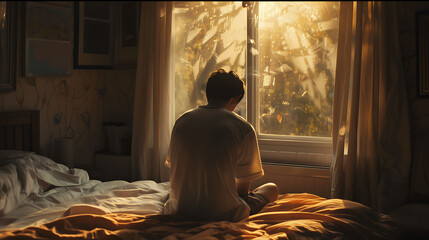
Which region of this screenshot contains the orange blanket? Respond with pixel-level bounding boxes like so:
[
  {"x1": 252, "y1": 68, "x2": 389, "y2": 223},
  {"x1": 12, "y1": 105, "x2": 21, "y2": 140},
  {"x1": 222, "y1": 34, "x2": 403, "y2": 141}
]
[{"x1": 0, "y1": 193, "x2": 398, "y2": 240}]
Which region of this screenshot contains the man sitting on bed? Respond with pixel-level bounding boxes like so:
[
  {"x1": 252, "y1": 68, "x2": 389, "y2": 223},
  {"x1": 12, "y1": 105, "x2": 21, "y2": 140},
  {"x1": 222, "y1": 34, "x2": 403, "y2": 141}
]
[{"x1": 164, "y1": 69, "x2": 279, "y2": 222}]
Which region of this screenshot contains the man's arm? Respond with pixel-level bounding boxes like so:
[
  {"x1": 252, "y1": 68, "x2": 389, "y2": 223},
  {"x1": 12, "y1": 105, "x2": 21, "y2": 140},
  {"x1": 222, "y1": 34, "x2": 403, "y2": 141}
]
[{"x1": 236, "y1": 181, "x2": 250, "y2": 197}]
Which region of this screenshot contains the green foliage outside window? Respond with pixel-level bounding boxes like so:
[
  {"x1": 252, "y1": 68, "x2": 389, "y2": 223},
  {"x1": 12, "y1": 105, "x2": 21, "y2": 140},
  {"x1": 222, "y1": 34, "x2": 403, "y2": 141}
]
[{"x1": 174, "y1": 2, "x2": 340, "y2": 137}]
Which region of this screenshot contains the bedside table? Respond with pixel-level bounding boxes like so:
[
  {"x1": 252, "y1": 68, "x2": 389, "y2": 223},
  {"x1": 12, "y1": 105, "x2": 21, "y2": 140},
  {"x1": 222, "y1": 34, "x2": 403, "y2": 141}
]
[{"x1": 94, "y1": 151, "x2": 131, "y2": 182}]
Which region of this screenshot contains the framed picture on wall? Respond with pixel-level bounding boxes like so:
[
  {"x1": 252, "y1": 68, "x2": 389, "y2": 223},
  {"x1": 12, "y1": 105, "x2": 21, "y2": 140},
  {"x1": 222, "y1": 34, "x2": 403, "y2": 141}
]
[
  {"x1": 115, "y1": 1, "x2": 140, "y2": 68},
  {"x1": 417, "y1": 12, "x2": 429, "y2": 97},
  {"x1": 74, "y1": 2, "x2": 114, "y2": 69},
  {"x1": 23, "y1": 2, "x2": 73, "y2": 77},
  {"x1": 0, "y1": 2, "x2": 17, "y2": 91}
]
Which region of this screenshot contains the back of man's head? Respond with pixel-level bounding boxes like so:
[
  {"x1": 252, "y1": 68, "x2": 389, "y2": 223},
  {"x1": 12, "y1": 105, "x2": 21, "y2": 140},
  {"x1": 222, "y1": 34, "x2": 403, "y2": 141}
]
[{"x1": 206, "y1": 69, "x2": 245, "y2": 105}]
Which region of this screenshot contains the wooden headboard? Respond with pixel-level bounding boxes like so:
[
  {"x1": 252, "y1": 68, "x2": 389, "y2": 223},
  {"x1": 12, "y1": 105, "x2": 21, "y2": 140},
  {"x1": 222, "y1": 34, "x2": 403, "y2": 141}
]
[{"x1": 0, "y1": 110, "x2": 40, "y2": 153}]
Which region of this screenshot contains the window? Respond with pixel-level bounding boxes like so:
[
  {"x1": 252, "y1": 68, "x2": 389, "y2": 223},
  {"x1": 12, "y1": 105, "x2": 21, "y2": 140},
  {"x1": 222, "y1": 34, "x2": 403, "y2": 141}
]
[{"x1": 173, "y1": 2, "x2": 340, "y2": 167}]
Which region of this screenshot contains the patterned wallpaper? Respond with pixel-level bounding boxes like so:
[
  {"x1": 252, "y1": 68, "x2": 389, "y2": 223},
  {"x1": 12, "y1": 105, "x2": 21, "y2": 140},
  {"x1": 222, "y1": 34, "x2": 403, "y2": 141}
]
[{"x1": 0, "y1": 69, "x2": 135, "y2": 165}]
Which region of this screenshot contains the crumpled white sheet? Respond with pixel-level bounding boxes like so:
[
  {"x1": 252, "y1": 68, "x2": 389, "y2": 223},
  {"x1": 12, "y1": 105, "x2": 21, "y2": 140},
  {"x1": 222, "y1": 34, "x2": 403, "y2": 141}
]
[
  {"x1": 0, "y1": 150, "x2": 89, "y2": 217},
  {"x1": 0, "y1": 151, "x2": 170, "y2": 230}
]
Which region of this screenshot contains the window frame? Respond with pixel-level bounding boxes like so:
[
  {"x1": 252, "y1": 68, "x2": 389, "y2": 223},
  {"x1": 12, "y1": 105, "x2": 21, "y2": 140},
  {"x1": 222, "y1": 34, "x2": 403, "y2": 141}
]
[{"x1": 171, "y1": 1, "x2": 335, "y2": 168}]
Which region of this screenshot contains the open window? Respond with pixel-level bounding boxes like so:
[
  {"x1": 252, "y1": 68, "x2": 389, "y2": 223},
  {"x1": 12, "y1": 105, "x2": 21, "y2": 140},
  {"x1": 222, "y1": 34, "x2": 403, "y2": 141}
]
[{"x1": 172, "y1": 1, "x2": 340, "y2": 167}]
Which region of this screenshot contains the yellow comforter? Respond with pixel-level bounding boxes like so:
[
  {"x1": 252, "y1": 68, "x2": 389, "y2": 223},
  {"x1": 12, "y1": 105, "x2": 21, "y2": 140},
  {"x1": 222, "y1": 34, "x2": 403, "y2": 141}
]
[{"x1": 0, "y1": 193, "x2": 398, "y2": 240}]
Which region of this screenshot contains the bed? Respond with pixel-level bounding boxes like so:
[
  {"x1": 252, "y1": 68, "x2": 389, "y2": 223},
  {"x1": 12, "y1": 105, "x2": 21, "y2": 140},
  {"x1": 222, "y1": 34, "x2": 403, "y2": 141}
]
[{"x1": 0, "y1": 111, "x2": 398, "y2": 239}]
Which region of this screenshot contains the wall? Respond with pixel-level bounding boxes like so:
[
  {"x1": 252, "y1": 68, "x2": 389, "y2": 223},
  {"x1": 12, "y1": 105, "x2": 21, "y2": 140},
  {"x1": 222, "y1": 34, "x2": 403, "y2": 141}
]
[
  {"x1": 0, "y1": 69, "x2": 135, "y2": 165},
  {"x1": 0, "y1": 2, "x2": 136, "y2": 166},
  {"x1": 397, "y1": 2, "x2": 429, "y2": 200}
]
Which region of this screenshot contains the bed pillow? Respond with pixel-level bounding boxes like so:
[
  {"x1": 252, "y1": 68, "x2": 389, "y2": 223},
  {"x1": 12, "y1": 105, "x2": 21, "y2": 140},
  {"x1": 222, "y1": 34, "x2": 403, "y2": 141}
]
[{"x1": 0, "y1": 151, "x2": 90, "y2": 217}]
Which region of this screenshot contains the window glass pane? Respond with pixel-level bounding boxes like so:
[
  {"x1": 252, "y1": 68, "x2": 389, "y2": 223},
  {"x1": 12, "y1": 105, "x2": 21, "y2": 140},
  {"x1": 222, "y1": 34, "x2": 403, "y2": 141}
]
[
  {"x1": 258, "y1": 2, "x2": 339, "y2": 137},
  {"x1": 173, "y1": 2, "x2": 247, "y2": 120}
]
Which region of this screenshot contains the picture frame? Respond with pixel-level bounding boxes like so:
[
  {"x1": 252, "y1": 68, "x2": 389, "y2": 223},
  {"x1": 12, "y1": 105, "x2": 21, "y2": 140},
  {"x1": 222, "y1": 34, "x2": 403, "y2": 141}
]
[
  {"x1": 114, "y1": 1, "x2": 140, "y2": 68},
  {"x1": 23, "y1": 2, "x2": 73, "y2": 77},
  {"x1": 74, "y1": 2, "x2": 114, "y2": 69},
  {"x1": 0, "y1": 2, "x2": 17, "y2": 91},
  {"x1": 417, "y1": 12, "x2": 429, "y2": 97}
]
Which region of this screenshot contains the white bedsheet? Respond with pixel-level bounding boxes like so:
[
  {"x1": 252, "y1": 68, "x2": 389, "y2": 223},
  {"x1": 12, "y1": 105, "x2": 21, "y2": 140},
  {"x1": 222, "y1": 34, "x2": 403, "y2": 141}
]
[
  {"x1": 0, "y1": 151, "x2": 170, "y2": 230},
  {"x1": 0, "y1": 150, "x2": 90, "y2": 217}
]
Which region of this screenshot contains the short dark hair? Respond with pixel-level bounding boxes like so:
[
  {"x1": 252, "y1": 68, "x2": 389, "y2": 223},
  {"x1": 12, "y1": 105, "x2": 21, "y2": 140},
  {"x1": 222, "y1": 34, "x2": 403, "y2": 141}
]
[{"x1": 205, "y1": 69, "x2": 245, "y2": 104}]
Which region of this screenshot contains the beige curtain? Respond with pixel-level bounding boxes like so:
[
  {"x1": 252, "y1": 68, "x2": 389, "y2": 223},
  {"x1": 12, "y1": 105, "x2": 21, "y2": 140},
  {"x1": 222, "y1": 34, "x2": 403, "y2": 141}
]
[
  {"x1": 331, "y1": 1, "x2": 412, "y2": 213},
  {"x1": 131, "y1": 1, "x2": 173, "y2": 182}
]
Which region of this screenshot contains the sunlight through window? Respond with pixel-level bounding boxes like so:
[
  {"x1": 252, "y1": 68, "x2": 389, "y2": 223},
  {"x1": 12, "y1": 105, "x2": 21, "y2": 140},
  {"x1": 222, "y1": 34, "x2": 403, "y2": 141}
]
[
  {"x1": 173, "y1": 1, "x2": 340, "y2": 138},
  {"x1": 257, "y1": 2, "x2": 339, "y2": 137}
]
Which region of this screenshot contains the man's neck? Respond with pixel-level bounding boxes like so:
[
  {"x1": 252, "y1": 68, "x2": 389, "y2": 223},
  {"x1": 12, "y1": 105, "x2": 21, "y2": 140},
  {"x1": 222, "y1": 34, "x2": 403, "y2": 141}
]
[{"x1": 206, "y1": 102, "x2": 226, "y2": 108}]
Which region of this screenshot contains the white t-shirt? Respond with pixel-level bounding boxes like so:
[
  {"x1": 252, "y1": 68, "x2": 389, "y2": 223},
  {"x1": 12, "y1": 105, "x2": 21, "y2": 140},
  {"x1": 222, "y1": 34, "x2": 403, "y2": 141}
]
[{"x1": 164, "y1": 106, "x2": 264, "y2": 222}]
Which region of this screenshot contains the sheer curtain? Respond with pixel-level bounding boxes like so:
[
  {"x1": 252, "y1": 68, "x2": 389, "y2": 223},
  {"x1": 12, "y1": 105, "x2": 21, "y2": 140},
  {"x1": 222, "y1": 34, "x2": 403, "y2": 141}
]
[
  {"x1": 331, "y1": 1, "x2": 412, "y2": 213},
  {"x1": 131, "y1": 1, "x2": 173, "y2": 182}
]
